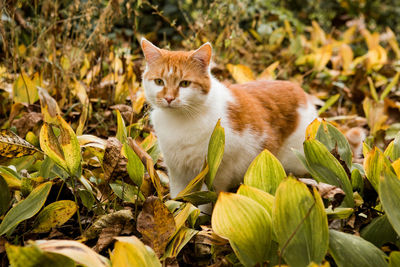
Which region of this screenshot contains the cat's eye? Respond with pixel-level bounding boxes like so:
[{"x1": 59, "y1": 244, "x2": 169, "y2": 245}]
[
  {"x1": 154, "y1": 79, "x2": 164, "y2": 86},
  {"x1": 180, "y1": 80, "x2": 191, "y2": 88}
]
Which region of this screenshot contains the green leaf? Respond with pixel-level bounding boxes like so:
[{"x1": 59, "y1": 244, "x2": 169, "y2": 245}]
[
  {"x1": 212, "y1": 192, "x2": 272, "y2": 267},
  {"x1": 236, "y1": 184, "x2": 274, "y2": 215},
  {"x1": 176, "y1": 164, "x2": 208, "y2": 198},
  {"x1": 32, "y1": 200, "x2": 77, "y2": 233},
  {"x1": 40, "y1": 115, "x2": 82, "y2": 177},
  {"x1": 111, "y1": 236, "x2": 161, "y2": 267},
  {"x1": 379, "y1": 168, "x2": 400, "y2": 236},
  {"x1": 389, "y1": 251, "x2": 400, "y2": 267},
  {"x1": 6, "y1": 243, "x2": 75, "y2": 267},
  {"x1": 380, "y1": 71, "x2": 400, "y2": 100},
  {"x1": 110, "y1": 182, "x2": 144, "y2": 203},
  {"x1": 206, "y1": 119, "x2": 225, "y2": 190},
  {"x1": 163, "y1": 227, "x2": 198, "y2": 259},
  {"x1": 273, "y1": 177, "x2": 328, "y2": 267},
  {"x1": 0, "y1": 166, "x2": 22, "y2": 189},
  {"x1": 0, "y1": 182, "x2": 52, "y2": 235},
  {"x1": 124, "y1": 144, "x2": 144, "y2": 187},
  {"x1": 303, "y1": 139, "x2": 354, "y2": 207},
  {"x1": 176, "y1": 191, "x2": 217, "y2": 206},
  {"x1": 317, "y1": 93, "x2": 340, "y2": 115},
  {"x1": 0, "y1": 174, "x2": 11, "y2": 215},
  {"x1": 315, "y1": 121, "x2": 352, "y2": 168},
  {"x1": 325, "y1": 207, "x2": 354, "y2": 219},
  {"x1": 329, "y1": 229, "x2": 388, "y2": 267},
  {"x1": 243, "y1": 149, "x2": 286, "y2": 195},
  {"x1": 78, "y1": 189, "x2": 96, "y2": 209},
  {"x1": 351, "y1": 168, "x2": 364, "y2": 193},
  {"x1": 361, "y1": 214, "x2": 397, "y2": 247},
  {"x1": 384, "y1": 131, "x2": 400, "y2": 161},
  {"x1": 116, "y1": 110, "x2": 128, "y2": 144},
  {"x1": 364, "y1": 147, "x2": 389, "y2": 192}
]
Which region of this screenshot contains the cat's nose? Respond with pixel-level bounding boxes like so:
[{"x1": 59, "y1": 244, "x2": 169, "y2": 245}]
[{"x1": 164, "y1": 96, "x2": 175, "y2": 104}]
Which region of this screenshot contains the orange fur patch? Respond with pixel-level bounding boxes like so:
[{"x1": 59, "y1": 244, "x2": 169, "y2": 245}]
[
  {"x1": 143, "y1": 48, "x2": 211, "y2": 100},
  {"x1": 227, "y1": 80, "x2": 308, "y2": 154}
]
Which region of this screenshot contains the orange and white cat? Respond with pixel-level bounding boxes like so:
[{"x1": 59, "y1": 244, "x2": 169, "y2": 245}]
[{"x1": 141, "y1": 39, "x2": 317, "y2": 198}]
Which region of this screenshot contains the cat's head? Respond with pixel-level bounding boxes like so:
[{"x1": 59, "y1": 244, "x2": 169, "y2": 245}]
[{"x1": 141, "y1": 39, "x2": 212, "y2": 111}]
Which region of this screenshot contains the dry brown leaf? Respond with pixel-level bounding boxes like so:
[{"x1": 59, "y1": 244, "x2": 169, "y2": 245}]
[
  {"x1": 299, "y1": 178, "x2": 345, "y2": 208},
  {"x1": 103, "y1": 137, "x2": 123, "y2": 181},
  {"x1": 12, "y1": 112, "x2": 42, "y2": 137},
  {"x1": 136, "y1": 196, "x2": 176, "y2": 257}
]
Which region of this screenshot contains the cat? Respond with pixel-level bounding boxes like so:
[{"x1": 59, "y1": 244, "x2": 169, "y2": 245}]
[{"x1": 141, "y1": 38, "x2": 318, "y2": 199}]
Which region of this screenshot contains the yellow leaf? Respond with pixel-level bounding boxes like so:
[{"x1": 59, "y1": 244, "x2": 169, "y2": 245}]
[
  {"x1": 32, "y1": 200, "x2": 77, "y2": 233},
  {"x1": 306, "y1": 118, "x2": 322, "y2": 140},
  {"x1": 13, "y1": 72, "x2": 39, "y2": 104},
  {"x1": 311, "y1": 21, "x2": 326, "y2": 47},
  {"x1": 362, "y1": 98, "x2": 388, "y2": 135},
  {"x1": 0, "y1": 129, "x2": 40, "y2": 158},
  {"x1": 227, "y1": 64, "x2": 255, "y2": 84},
  {"x1": 387, "y1": 27, "x2": 400, "y2": 59},
  {"x1": 342, "y1": 26, "x2": 356, "y2": 43},
  {"x1": 314, "y1": 44, "x2": 332, "y2": 71},
  {"x1": 258, "y1": 61, "x2": 279, "y2": 80},
  {"x1": 339, "y1": 44, "x2": 354, "y2": 72},
  {"x1": 392, "y1": 158, "x2": 400, "y2": 177},
  {"x1": 133, "y1": 91, "x2": 146, "y2": 114},
  {"x1": 38, "y1": 87, "x2": 61, "y2": 124}
]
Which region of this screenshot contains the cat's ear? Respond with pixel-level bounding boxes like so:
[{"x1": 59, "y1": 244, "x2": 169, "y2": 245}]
[
  {"x1": 190, "y1": 42, "x2": 212, "y2": 67},
  {"x1": 141, "y1": 38, "x2": 162, "y2": 64}
]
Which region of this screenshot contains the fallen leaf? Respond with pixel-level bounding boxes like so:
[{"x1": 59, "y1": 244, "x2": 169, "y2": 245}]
[
  {"x1": 137, "y1": 196, "x2": 176, "y2": 257},
  {"x1": 0, "y1": 129, "x2": 41, "y2": 158}
]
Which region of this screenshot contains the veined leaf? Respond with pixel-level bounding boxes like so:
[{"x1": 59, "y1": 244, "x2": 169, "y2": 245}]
[
  {"x1": 163, "y1": 227, "x2": 198, "y2": 260},
  {"x1": 315, "y1": 121, "x2": 352, "y2": 168},
  {"x1": 273, "y1": 178, "x2": 328, "y2": 267},
  {"x1": 112, "y1": 236, "x2": 161, "y2": 267},
  {"x1": 37, "y1": 239, "x2": 109, "y2": 267},
  {"x1": 244, "y1": 149, "x2": 286, "y2": 195},
  {"x1": 329, "y1": 229, "x2": 388, "y2": 267},
  {"x1": 361, "y1": 214, "x2": 397, "y2": 247},
  {"x1": 176, "y1": 164, "x2": 208, "y2": 198},
  {"x1": 124, "y1": 143, "x2": 144, "y2": 187},
  {"x1": 6, "y1": 243, "x2": 75, "y2": 267},
  {"x1": 40, "y1": 115, "x2": 82, "y2": 177},
  {"x1": 303, "y1": 139, "x2": 354, "y2": 207},
  {"x1": 212, "y1": 192, "x2": 272, "y2": 267},
  {"x1": 384, "y1": 132, "x2": 400, "y2": 161},
  {"x1": 0, "y1": 166, "x2": 22, "y2": 189},
  {"x1": 206, "y1": 120, "x2": 225, "y2": 190},
  {"x1": 379, "y1": 167, "x2": 400, "y2": 236},
  {"x1": 116, "y1": 110, "x2": 128, "y2": 144},
  {"x1": 0, "y1": 129, "x2": 41, "y2": 158},
  {"x1": 236, "y1": 184, "x2": 274, "y2": 215},
  {"x1": 0, "y1": 182, "x2": 52, "y2": 235},
  {"x1": 32, "y1": 200, "x2": 77, "y2": 233},
  {"x1": 13, "y1": 71, "x2": 39, "y2": 104},
  {"x1": 177, "y1": 190, "x2": 217, "y2": 206}
]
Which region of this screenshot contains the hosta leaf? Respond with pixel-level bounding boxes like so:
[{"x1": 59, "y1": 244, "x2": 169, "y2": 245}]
[
  {"x1": 38, "y1": 87, "x2": 61, "y2": 124},
  {"x1": 361, "y1": 214, "x2": 397, "y2": 247},
  {"x1": 40, "y1": 115, "x2": 82, "y2": 177},
  {"x1": 315, "y1": 121, "x2": 352, "y2": 168},
  {"x1": 273, "y1": 177, "x2": 328, "y2": 267},
  {"x1": 212, "y1": 192, "x2": 272, "y2": 267},
  {"x1": 116, "y1": 110, "x2": 128, "y2": 144},
  {"x1": 0, "y1": 182, "x2": 52, "y2": 235},
  {"x1": 0, "y1": 129, "x2": 41, "y2": 158},
  {"x1": 0, "y1": 175, "x2": 11, "y2": 215},
  {"x1": 325, "y1": 207, "x2": 354, "y2": 220},
  {"x1": 206, "y1": 119, "x2": 225, "y2": 190},
  {"x1": 124, "y1": 143, "x2": 144, "y2": 187},
  {"x1": 0, "y1": 166, "x2": 22, "y2": 189},
  {"x1": 390, "y1": 251, "x2": 400, "y2": 267},
  {"x1": 112, "y1": 236, "x2": 161, "y2": 267},
  {"x1": 6, "y1": 243, "x2": 75, "y2": 267},
  {"x1": 32, "y1": 200, "x2": 78, "y2": 233},
  {"x1": 176, "y1": 190, "x2": 217, "y2": 206},
  {"x1": 379, "y1": 167, "x2": 400, "y2": 236},
  {"x1": 176, "y1": 164, "x2": 208, "y2": 198},
  {"x1": 244, "y1": 149, "x2": 286, "y2": 195},
  {"x1": 236, "y1": 184, "x2": 274, "y2": 215},
  {"x1": 303, "y1": 139, "x2": 354, "y2": 207},
  {"x1": 364, "y1": 147, "x2": 389, "y2": 192},
  {"x1": 110, "y1": 182, "x2": 144, "y2": 203},
  {"x1": 384, "y1": 132, "x2": 400, "y2": 161},
  {"x1": 329, "y1": 229, "x2": 388, "y2": 267},
  {"x1": 13, "y1": 71, "x2": 39, "y2": 104},
  {"x1": 37, "y1": 239, "x2": 109, "y2": 267},
  {"x1": 163, "y1": 227, "x2": 198, "y2": 259}
]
